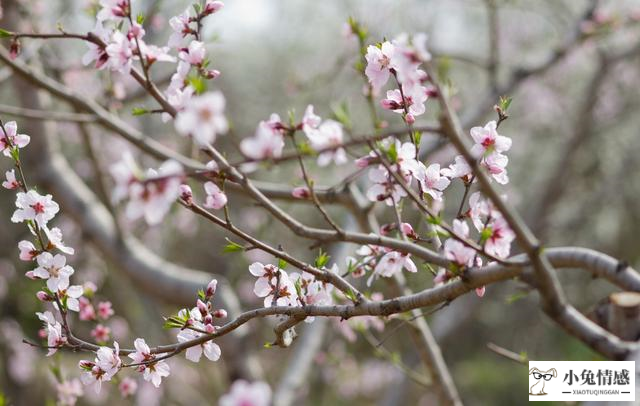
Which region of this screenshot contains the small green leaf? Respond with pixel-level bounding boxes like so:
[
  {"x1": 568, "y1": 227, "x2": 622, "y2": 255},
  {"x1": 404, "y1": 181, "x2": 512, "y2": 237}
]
[
  {"x1": 344, "y1": 288, "x2": 357, "y2": 303},
  {"x1": 222, "y1": 238, "x2": 244, "y2": 253},
  {"x1": 187, "y1": 75, "x2": 206, "y2": 94},
  {"x1": 136, "y1": 13, "x2": 145, "y2": 25},
  {"x1": 505, "y1": 291, "x2": 529, "y2": 304},
  {"x1": 296, "y1": 141, "x2": 315, "y2": 156},
  {"x1": 315, "y1": 249, "x2": 330, "y2": 268},
  {"x1": 277, "y1": 258, "x2": 288, "y2": 270},
  {"x1": 331, "y1": 102, "x2": 351, "y2": 129},
  {"x1": 0, "y1": 28, "x2": 14, "y2": 38},
  {"x1": 499, "y1": 95, "x2": 513, "y2": 112},
  {"x1": 263, "y1": 341, "x2": 272, "y2": 349},
  {"x1": 426, "y1": 215, "x2": 441, "y2": 225},
  {"x1": 197, "y1": 289, "x2": 206, "y2": 301},
  {"x1": 386, "y1": 141, "x2": 398, "y2": 163},
  {"x1": 132, "y1": 107, "x2": 149, "y2": 116},
  {"x1": 480, "y1": 227, "x2": 493, "y2": 244}
]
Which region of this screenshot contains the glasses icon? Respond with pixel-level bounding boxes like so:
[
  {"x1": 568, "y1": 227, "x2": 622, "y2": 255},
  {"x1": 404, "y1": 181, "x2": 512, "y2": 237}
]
[{"x1": 533, "y1": 372, "x2": 554, "y2": 381}]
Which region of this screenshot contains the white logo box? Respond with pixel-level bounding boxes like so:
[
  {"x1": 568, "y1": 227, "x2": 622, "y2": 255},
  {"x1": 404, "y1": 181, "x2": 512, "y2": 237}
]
[{"x1": 528, "y1": 361, "x2": 635, "y2": 402}]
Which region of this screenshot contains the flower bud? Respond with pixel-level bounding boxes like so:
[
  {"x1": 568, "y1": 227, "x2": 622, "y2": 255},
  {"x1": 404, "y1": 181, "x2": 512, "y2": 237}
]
[
  {"x1": 205, "y1": 324, "x2": 216, "y2": 334},
  {"x1": 197, "y1": 299, "x2": 208, "y2": 316},
  {"x1": 213, "y1": 309, "x2": 227, "y2": 318},
  {"x1": 24, "y1": 270, "x2": 38, "y2": 280},
  {"x1": 291, "y1": 186, "x2": 310, "y2": 199},
  {"x1": 204, "y1": 0, "x2": 224, "y2": 15},
  {"x1": 205, "y1": 279, "x2": 217, "y2": 298},
  {"x1": 204, "y1": 314, "x2": 213, "y2": 325},
  {"x1": 9, "y1": 39, "x2": 21, "y2": 60},
  {"x1": 180, "y1": 184, "x2": 193, "y2": 204},
  {"x1": 405, "y1": 113, "x2": 416, "y2": 125},
  {"x1": 36, "y1": 291, "x2": 52, "y2": 302}
]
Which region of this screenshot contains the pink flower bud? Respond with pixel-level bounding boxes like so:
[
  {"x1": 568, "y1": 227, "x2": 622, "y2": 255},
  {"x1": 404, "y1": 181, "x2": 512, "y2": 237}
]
[
  {"x1": 205, "y1": 324, "x2": 216, "y2": 334},
  {"x1": 291, "y1": 186, "x2": 310, "y2": 199},
  {"x1": 213, "y1": 309, "x2": 227, "y2": 318},
  {"x1": 78, "y1": 360, "x2": 95, "y2": 370},
  {"x1": 475, "y1": 286, "x2": 486, "y2": 298},
  {"x1": 405, "y1": 113, "x2": 416, "y2": 125},
  {"x1": 425, "y1": 86, "x2": 438, "y2": 98},
  {"x1": 9, "y1": 39, "x2": 21, "y2": 60},
  {"x1": 36, "y1": 291, "x2": 52, "y2": 302},
  {"x1": 204, "y1": 314, "x2": 213, "y2": 325},
  {"x1": 380, "y1": 99, "x2": 401, "y2": 110},
  {"x1": 206, "y1": 279, "x2": 217, "y2": 298},
  {"x1": 24, "y1": 270, "x2": 37, "y2": 280},
  {"x1": 204, "y1": 0, "x2": 224, "y2": 15},
  {"x1": 197, "y1": 299, "x2": 208, "y2": 316},
  {"x1": 354, "y1": 156, "x2": 372, "y2": 168},
  {"x1": 203, "y1": 69, "x2": 221, "y2": 79},
  {"x1": 180, "y1": 184, "x2": 193, "y2": 204}
]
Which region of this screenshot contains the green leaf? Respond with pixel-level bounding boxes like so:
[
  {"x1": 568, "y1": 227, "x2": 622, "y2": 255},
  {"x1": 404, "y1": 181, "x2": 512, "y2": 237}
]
[
  {"x1": 296, "y1": 141, "x2": 315, "y2": 156},
  {"x1": 344, "y1": 288, "x2": 357, "y2": 303},
  {"x1": 426, "y1": 215, "x2": 441, "y2": 225},
  {"x1": 499, "y1": 95, "x2": 513, "y2": 112},
  {"x1": 414, "y1": 131, "x2": 422, "y2": 146},
  {"x1": 187, "y1": 75, "x2": 206, "y2": 94},
  {"x1": 0, "y1": 28, "x2": 14, "y2": 38},
  {"x1": 480, "y1": 227, "x2": 493, "y2": 244},
  {"x1": 277, "y1": 258, "x2": 288, "y2": 270},
  {"x1": 197, "y1": 289, "x2": 206, "y2": 301},
  {"x1": 386, "y1": 141, "x2": 398, "y2": 163},
  {"x1": 331, "y1": 102, "x2": 351, "y2": 129},
  {"x1": 346, "y1": 258, "x2": 357, "y2": 275},
  {"x1": 222, "y1": 238, "x2": 244, "y2": 253},
  {"x1": 263, "y1": 341, "x2": 273, "y2": 349},
  {"x1": 132, "y1": 107, "x2": 149, "y2": 116},
  {"x1": 136, "y1": 13, "x2": 145, "y2": 25},
  {"x1": 314, "y1": 249, "x2": 330, "y2": 268},
  {"x1": 505, "y1": 291, "x2": 529, "y2": 304}
]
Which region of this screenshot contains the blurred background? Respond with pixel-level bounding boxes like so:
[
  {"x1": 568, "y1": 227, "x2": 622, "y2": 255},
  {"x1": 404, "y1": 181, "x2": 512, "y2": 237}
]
[{"x1": 0, "y1": 0, "x2": 639, "y2": 404}]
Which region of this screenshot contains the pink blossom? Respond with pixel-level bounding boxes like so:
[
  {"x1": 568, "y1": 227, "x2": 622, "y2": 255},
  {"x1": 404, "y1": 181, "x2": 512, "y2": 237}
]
[
  {"x1": 56, "y1": 277, "x2": 84, "y2": 312},
  {"x1": 42, "y1": 226, "x2": 75, "y2": 255},
  {"x1": 168, "y1": 9, "x2": 192, "y2": 48},
  {"x1": 304, "y1": 119, "x2": 347, "y2": 166},
  {"x1": 128, "y1": 338, "x2": 170, "y2": 388},
  {"x1": 2, "y1": 169, "x2": 19, "y2": 189},
  {"x1": 443, "y1": 220, "x2": 475, "y2": 267},
  {"x1": 97, "y1": 0, "x2": 129, "y2": 21},
  {"x1": 240, "y1": 114, "x2": 285, "y2": 160},
  {"x1": 175, "y1": 91, "x2": 228, "y2": 146},
  {"x1": 203, "y1": 182, "x2": 227, "y2": 209},
  {"x1": 106, "y1": 31, "x2": 134, "y2": 74},
  {"x1": 56, "y1": 379, "x2": 83, "y2": 406},
  {"x1": 1, "y1": 121, "x2": 30, "y2": 156},
  {"x1": 248, "y1": 263, "x2": 298, "y2": 307},
  {"x1": 91, "y1": 324, "x2": 111, "y2": 343},
  {"x1": 82, "y1": 22, "x2": 111, "y2": 69},
  {"x1": 364, "y1": 42, "x2": 395, "y2": 94},
  {"x1": 79, "y1": 297, "x2": 97, "y2": 321},
  {"x1": 141, "y1": 44, "x2": 176, "y2": 65},
  {"x1": 481, "y1": 152, "x2": 509, "y2": 184},
  {"x1": 219, "y1": 380, "x2": 272, "y2": 406},
  {"x1": 366, "y1": 167, "x2": 408, "y2": 206},
  {"x1": 119, "y1": 160, "x2": 184, "y2": 225},
  {"x1": 415, "y1": 163, "x2": 450, "y2": 201},
  {"x1": 32, "y1": 252, "x2": 74, "y2": 292},
  {"x1": 470, "y1": 120, "x2": 511, "y2": 157},
  {"x1": 301, "y1": 105, "x2": 321, "y2": 133},
  {"x1": 373, "y1": 251, "x2": 417, "y2": 279},
  {"x1": 119, "y1": 377, "x2": 138, "y2": 398},
  {"x1": 36, "y1": 311, "x2": 66, "y2": 356},
  {"x1": 382, "y1": 85, "x2": 428, "y2": 118},
  {"x1": 18, "y1": 240, "x2": 37, "y2": 261},
  {"x1": 98, "y1": 301, "x2": 115, "y2": 320},
  {"x1": 179, "y1": 40, "x2": 206, "y2": 65},
  {"x1": 441, "y1": 155, "x2": 473, "y2": 181},
  {"x1": 79, "y1": 342, "x2": 121, "y2": 393},
  {"x1": 483, "y1": 215, "x2": 515, "y2": 258},
  {"x1": 11, "y1": 190, "x2": 59, "y2": 227},
  {"x1": 177, "y1": 327, "x2": 221, "y2": 363}
]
